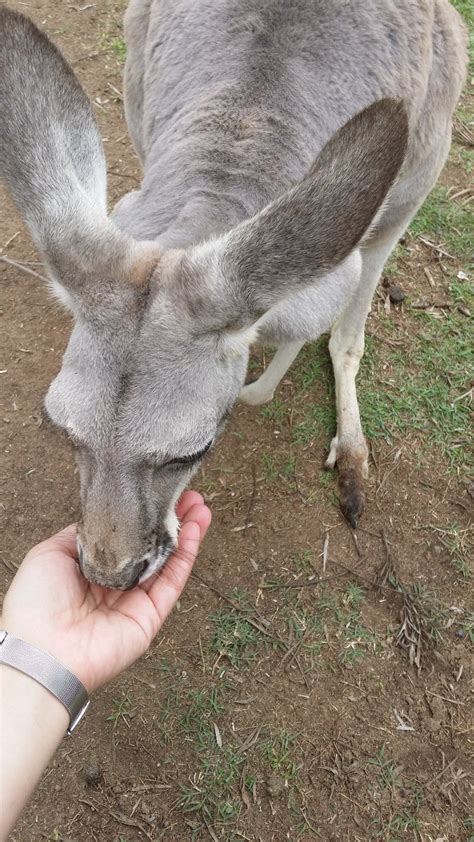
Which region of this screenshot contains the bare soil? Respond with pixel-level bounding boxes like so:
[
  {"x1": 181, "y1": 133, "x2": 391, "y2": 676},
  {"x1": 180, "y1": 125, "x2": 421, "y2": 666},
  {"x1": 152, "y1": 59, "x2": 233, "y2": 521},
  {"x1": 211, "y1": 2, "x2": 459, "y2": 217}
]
[{"x1": 1, "y1": 2, "x2": 472, "y2": 841}]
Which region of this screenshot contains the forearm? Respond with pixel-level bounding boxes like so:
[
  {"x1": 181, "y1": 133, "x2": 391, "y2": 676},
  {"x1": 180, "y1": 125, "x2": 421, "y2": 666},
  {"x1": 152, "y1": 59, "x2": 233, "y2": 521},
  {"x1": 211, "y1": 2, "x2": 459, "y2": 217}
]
[{"x1": 0, "y1": 665, "x2": 68, "y2": 840}]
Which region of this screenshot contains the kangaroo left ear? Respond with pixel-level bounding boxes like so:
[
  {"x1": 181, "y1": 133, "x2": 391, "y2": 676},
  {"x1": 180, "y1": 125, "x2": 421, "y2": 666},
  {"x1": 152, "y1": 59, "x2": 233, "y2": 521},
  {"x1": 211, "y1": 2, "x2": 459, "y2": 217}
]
[{"x1": 0, "y1": 8, "x2": 161, "y2": 302}]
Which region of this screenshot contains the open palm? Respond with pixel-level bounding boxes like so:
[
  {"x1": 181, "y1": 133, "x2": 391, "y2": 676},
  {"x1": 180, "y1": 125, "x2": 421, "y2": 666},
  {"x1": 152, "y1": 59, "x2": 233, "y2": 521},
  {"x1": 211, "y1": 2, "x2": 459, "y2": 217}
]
[{"x1": 1, "y1": 492, "x2": 211, "y2": 692}]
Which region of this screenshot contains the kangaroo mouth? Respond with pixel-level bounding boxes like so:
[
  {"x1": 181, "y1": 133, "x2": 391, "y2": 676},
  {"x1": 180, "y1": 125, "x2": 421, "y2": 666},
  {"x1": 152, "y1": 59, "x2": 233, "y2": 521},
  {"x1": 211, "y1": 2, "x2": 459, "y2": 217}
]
[{"x1": 139, "y1": 533, "x2": 175, "y2": 583}]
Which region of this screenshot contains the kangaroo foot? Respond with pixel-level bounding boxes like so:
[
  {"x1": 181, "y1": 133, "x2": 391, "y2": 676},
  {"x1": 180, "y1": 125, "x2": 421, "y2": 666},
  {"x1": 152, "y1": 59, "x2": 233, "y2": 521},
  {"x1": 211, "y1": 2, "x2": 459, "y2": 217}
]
[{"x1": 326, "y1": 437, "x2": 368, "y2": 528}]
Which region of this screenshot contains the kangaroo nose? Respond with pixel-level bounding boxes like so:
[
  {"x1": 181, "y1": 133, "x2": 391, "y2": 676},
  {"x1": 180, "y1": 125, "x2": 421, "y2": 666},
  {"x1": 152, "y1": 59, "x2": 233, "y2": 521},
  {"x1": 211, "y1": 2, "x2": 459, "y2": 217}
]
[{"x1": 76, "y1": 540, "x2": 149, "y2": 590}]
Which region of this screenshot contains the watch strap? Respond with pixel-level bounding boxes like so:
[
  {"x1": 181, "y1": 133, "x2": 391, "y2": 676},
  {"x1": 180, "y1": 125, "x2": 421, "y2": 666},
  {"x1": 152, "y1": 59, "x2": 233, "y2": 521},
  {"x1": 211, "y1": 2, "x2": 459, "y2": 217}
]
[{"x1": 0, "y1": 630, "x2": 89, "y2": 734}]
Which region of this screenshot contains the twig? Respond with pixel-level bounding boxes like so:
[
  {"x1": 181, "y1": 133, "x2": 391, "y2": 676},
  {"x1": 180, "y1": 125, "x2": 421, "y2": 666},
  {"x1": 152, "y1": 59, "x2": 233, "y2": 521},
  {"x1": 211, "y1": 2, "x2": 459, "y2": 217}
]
[
  {"x1": 244, "y1": 462, "x2": 257, "y2": 531},
  {"x1": 452, "y1": 116, "x2": 474, "y2": 147},
  {"x1": 106, "y1": 169, "x2": 140, "y2": 183},
  {"x1": 107, "y1": 82, "x2": 124, "y2": 100},
  {"x1": 107, "y1": 809, "x2": 154, "y2": 840},
  {"x1": 72, "y1": 49, "x2": 108, "y2": 65},
  {"x1": 350, "y1": 529, "x2": 362, "y2": 558},
  {"x1": 0, "y1": 231, "x2": 20, "y2": 253},
  {"x1": 416, "y1": 236, "x2": 456, "y2": 259},
  {"x1": 423, "y1": 758, "x2": 457, "y2": 789},
  {"x1": 322, "y1": 532, "x2": 329, "y2": 574},
  {"x1": 425, "y1": 689, "x2": 465, "y2": 707},
  {"x1": 0, "y1": 255, "x2": 49, "y2": 283}
]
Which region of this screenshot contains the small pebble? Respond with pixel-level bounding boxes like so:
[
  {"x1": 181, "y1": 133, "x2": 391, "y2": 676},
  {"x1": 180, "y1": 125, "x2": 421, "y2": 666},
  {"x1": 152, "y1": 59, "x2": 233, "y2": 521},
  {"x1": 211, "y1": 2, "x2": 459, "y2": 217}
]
[
  {"x1": 387, "y1": 283, "x2": 406, "y2": 304},
  {"x1": 83, "y1": 759, "x2": 102, "y2": 786}
]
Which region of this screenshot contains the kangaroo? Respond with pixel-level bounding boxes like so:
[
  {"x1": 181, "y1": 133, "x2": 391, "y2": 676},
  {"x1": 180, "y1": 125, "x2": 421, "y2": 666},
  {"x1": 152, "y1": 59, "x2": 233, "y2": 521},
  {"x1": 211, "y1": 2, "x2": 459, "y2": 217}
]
[{"x1": 0, "y1": 2, "x2": 467, "y2": 589}]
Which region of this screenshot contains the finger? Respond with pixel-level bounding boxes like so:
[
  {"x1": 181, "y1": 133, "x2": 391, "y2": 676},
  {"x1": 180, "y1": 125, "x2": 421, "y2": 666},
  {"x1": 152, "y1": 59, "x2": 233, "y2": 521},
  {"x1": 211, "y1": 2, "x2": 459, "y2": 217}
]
[
  {"x1": 180, "y1": 502, "x2": 212, "y2": 536},
  {"x1": 176, "y1": 490, "x2": 204, "y2": 519},
  {"x1": 146, "y1": 519, "x2": 202, "y2": 622}
]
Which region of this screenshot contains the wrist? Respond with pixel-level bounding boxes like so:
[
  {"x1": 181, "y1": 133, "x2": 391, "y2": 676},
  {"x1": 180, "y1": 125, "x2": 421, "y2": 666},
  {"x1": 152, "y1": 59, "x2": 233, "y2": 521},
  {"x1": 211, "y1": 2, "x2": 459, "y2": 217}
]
[
  {"x1": 1, "y1": 609, "x2": 91, "y2": 691},
  {"x1": 0, "y1": 662, "x2": 70, "y2": 730},
  {"x1": 0, "y1": 630, "x2": 90, "y2": 733}
]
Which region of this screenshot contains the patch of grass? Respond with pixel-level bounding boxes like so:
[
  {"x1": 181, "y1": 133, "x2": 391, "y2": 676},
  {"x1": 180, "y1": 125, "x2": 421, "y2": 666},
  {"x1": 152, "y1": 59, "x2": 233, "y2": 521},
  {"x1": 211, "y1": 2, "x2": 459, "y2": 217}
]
[
  {"x1": 285, "y1": 338, "x2": 337, "y2": 447},
  {"x1": 179, "y1": 688, "x2": 226, "y2": 751},
  {"x1": 179, "y1": 747, "x2": 244, "y2": 823},
  {"x1": 260, "y1": 451, "x2": 296, "y2": 485},
  {"x1": 367, "y1": 744, "x2": 400, "y2": 790},
  {"x1": 409, "y1": 186, "x2": 473, "y2": 263},
  {"x1": 383, "y1": 243, "x2": 412, "y2": 278},
  {"x1": 109, "y1": 35, "x2": 126, "y2": 63},
  {"x1": 342, "y1": 582, "x2": 366, "y2": 609},
  {"x1": 290, "y1": 549, "x2": 315, "y2": 574},
  {"x1": 358, "y1": 305, "x2": 473, "y2": 470},
  {"x1": 338, "y1": 608, "x2": 378, "y2": 665},
  {"x1": 318, "y1": 469, "x2": 334, "y2": 488},
  {"x1": 107, "y1": 692, "x2": 136, "y2": 730},
  {"x1": 460, "y1": 613, "x2": 474, "y2": 645},
  {"x1": 260, "y1": 396, "x2": 288, "y2": 425},
  {"x1": 292, "y1": 402, "x2": 335, "y2": 445},
  {"x1": 451, "y1": 0, "x2": 474, "y2": 73},
  {"x1": 431, "y1": 522, "x2": 473, "y2": 578},
  {"x1": 323, "y1": 584, "x2": 379, "y2": 665},
  {"x1": 293, "y1": 337, "x2": 332, "y2": 390},
  {"x1": 449, "y1": 142, "x2": 474, "y2": 175},
  {"x1": 261, "y1": 451, "x2": 279, "y2": 482},
  {"x1": 261, "y1": 729, "x2": 299, "y2": 781},
  {"x1": 162, "y1": 684, "x2": 253, "y2": 829},
  {"x1": 210, "y1": 609, "x2": 264, "y2": 668}
]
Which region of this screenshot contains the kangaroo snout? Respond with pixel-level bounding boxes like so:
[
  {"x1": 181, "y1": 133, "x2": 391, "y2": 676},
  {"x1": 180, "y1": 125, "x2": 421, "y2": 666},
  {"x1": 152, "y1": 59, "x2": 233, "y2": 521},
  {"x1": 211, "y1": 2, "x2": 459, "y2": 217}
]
[{"x1": 76, "y1": 517, "x2": 176, "y2": 591}]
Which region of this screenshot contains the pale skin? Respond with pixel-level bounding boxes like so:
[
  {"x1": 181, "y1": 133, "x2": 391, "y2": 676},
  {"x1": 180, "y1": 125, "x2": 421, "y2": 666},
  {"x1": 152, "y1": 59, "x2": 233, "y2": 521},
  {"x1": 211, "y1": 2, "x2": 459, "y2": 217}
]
[{"x1": 0, "y1": 490, "x2": 211, "y2": 840}]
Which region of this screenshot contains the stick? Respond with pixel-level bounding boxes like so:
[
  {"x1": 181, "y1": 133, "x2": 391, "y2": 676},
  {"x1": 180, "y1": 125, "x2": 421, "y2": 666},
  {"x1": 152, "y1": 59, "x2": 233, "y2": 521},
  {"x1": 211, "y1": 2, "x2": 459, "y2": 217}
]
[{"x1": 0, "y1": 255, "x2": 49, "y2": 283}]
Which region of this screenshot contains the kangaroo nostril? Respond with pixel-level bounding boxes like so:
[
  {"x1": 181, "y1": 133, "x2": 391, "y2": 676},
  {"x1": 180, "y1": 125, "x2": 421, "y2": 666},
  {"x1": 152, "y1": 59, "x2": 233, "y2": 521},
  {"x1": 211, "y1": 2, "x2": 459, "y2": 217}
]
[{"x1": 124, "y1": 573, "x2": 141, "y2": 591}]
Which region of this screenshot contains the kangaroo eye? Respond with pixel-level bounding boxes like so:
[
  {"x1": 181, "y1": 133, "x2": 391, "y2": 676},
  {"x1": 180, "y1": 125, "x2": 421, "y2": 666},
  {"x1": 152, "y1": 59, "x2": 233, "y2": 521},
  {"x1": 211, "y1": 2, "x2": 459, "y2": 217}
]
[{"x1": 162, "y1": 440, "x2": 213, "y2": 468}]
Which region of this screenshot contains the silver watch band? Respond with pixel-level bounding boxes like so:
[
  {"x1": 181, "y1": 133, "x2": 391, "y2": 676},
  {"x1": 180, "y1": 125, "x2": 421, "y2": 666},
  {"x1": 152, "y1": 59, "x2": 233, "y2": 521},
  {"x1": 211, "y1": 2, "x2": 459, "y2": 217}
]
[{"x1": 0, "y1": 630, "x2": 90, "y2": 734}]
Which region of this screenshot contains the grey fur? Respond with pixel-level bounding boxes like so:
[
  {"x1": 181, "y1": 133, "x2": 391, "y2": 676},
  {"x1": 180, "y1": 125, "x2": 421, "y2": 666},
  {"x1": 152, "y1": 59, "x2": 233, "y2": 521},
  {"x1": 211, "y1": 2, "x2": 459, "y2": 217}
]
[{"x1": 0, "y1": 2, "x2": 467, "y2": 588}]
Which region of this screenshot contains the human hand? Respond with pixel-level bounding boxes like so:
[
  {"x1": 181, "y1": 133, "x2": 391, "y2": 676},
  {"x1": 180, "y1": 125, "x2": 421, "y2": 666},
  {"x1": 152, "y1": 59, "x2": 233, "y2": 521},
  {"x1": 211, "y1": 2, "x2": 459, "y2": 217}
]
[{"x1": 1, "y1": 491, "x2": 211, "y2": 693}]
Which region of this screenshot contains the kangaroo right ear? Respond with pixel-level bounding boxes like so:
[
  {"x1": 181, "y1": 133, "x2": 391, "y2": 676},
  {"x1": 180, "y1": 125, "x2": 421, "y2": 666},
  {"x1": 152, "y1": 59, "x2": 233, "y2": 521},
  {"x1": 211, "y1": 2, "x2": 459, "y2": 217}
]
[
  {"x1": 0, "y1": 8, "x2": 159, "y2": 300},
  {"x1": 185, "y1": 99, "x2": 408, "y2": 327}
]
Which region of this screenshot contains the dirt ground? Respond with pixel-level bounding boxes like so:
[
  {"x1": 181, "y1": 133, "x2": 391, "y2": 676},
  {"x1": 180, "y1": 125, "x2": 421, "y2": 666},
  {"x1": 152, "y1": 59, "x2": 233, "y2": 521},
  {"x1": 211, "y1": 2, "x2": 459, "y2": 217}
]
[{"x1": 1, "y1": 2, "x2": 473, "y2": 841}]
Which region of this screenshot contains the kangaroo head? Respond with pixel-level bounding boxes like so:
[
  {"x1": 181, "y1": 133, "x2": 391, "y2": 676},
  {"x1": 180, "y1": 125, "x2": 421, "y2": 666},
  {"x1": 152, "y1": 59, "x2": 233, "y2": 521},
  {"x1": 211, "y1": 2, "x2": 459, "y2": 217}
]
[{"x1": 0, "y1": 9, "x2": 408, "y2": 588}]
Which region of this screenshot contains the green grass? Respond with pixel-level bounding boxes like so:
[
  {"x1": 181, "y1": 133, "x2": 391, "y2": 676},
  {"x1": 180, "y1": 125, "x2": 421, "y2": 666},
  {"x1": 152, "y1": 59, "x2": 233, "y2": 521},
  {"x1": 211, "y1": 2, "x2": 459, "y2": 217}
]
[
  {"x1": 409, "y1": 186, "x2": 473, "y2": 263},
  {"x1": 358, "y1": 307, "x2": 473, "y2": 470},
  {"x1": 451, "y1": 0, "x2": 474, "y2": 74},
  {"x1": 210, "y1": 609, "x2": 264, "y2": 668},
  {"x1": 106, "y1": 692, "x2": 136, "y2": 729},
  {"x1": 260, "y1": 396, "x2": 288, "y2": 425},
  {"x1": 367, "y1": 744, "x2": 400, "y2": 790},
  {"x1": 261, "y1": 730, "x2": 299, "y2": 781},
  {"x1": 460, "y1": 613, "x2": 474, "y2": 644},
  {"x1": 290, "y1": 549, "x2": 316, "y2": 573},
  {"x1": 449, "y1": 143, "x2": 474, "y2": 175},
  {"x1": 109, "y1": 35, "x2": 126, "y2": 63},
  {"x1": 261, "y1": 451, "x2": 296, "y2": 484},
  {"x1": 429, "y1": 522, "x2": 473, "y2": 578}
]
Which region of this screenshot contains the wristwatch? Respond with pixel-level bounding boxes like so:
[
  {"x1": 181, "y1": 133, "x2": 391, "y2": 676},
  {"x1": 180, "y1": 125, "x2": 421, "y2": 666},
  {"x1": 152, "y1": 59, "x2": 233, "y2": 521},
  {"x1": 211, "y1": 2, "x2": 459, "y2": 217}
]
[{"x1": 0, "y1": 630, "x2": 90, "y2": 734}]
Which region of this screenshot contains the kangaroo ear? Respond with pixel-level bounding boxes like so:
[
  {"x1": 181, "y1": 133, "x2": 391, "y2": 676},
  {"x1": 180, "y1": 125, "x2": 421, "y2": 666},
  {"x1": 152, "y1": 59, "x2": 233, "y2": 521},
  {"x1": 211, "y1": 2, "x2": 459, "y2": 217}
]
[
  {"x1": 0, "y1": 8, "x2": 159, "y2": 299},
  {"x1": 188, "y1": 99, "x2": 408, "y2": 323}
]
